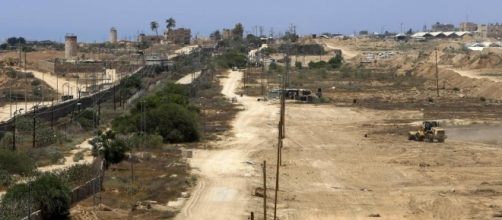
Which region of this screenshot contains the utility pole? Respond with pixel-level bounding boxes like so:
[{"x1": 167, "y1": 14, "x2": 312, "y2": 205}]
[
  {"x1": 12, "y1": 112, "x2": 17, "y2": 151},
  {"x1": 274, "y1": 123, "x2": 282, "y2": 220},
  {"x1": 24, "y1": 52, "x2": 27, "y2": 112},
  {"x1": 263, "y1": 161, "x2": 267, "y2": 220},
  {"x1": 32, "y1": 105, "x2": 37, "y2": 148},
  {"x1": 113, "y1": 83, "x2": 116, "y2": 111},
  {"x1": 435, "y1": 48, "x2": 439, "y2": 97},
  {"x1": 51, "y1": 99, "x2": 54, "y2": 130}
]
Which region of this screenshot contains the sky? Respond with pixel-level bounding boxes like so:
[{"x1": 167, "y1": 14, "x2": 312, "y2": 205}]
[{"x1": 1, "y1": 0, "x2": 501, "y2": 42}]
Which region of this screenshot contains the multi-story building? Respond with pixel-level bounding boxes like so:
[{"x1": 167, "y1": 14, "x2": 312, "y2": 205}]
[
  {"x1": 164, "y1": 28, "x2": 191, "y2": 45},
  {"x1": 478, "y1": 23, "x2": 502, "y2": 39},
  {"x1": 432, "y1": 22, "x2": 455, "y2": 32},
  {"x1": 460, "y1": 22, "x2": 478, "y2": 32},
  {"x1": 222, "y1": 29, "x2": 232, "y2": 40}
]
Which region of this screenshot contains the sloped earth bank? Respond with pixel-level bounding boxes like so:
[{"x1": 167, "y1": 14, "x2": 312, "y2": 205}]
[
  {"x1": 174, "y1": 70, "x2": 278, "y2": 219},
  {"x1": 416, "y1": 64, "x2": 502, "y2": 100}
]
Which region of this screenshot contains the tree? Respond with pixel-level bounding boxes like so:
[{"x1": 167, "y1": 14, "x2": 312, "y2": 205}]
[
  {"x1": 150, "y1": 21, "x2": 159, "y2": 38},
  {"x1": 6, "y1": 37, "x2": 26, "y2": 46},
  {"x1": 232, "y1": 23, "x2": 244, "y2": 40},
  {"x1": 210, "y1": 30, "x2": 222, "y2": 41},
  {"x1": 90, "y1": 130, "x2": 128, "y2": 167},
  {"x1": 0, "y1": 149, "x2": 35, "y2": 175},
  {"x1": 328, "y1": 54, "x2": 343, "y2": 68},
  {"x1": 166, "y1": 17, "x2": 176, "y2": 31},
  {"x1": 0, "y1": 174, "x2": 71, "y2": 220}
]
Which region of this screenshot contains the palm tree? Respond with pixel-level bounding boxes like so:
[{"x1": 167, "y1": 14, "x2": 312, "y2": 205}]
[
  {"x1": 150, "y1": 21, "x2": 159, "y2": 38},
  {"x1": 166, "y1": 18, "x2": 176, "y2": 31}
]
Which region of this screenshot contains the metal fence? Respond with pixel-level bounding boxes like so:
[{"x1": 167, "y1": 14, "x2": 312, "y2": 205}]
[
  {"x1": 0, "y1": 67, "x2": 145, "y2": 133},
  {"x1": 21, "y1": 158, "x2": 105, "y2": 220}
]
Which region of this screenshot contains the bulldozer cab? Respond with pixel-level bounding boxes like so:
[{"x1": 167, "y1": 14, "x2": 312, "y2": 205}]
[{"x1": 422, "y1": 121, "x2": 439, "y2": 131}]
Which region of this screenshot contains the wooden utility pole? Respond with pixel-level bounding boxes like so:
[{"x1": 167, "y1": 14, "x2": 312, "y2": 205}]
[
  {"x1": 274, "y1": 122, "x2": 283, "y2": 220},
  {"x1": 263, "y1": 160, "x2": 267, "y2": 220}
]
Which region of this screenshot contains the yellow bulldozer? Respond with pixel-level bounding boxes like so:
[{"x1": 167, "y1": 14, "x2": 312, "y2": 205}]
[{"x1": 408, "y1": 121, "x2": 446, "y2": 143}]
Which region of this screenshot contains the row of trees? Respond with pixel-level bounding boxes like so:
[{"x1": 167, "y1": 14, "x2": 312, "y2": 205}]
[
  {"x1": 150, "y1": 17, "x2": 177, "y2": 38},
  {"x1": 0, "y1": 37, "x2": 63, "y2": 51}
]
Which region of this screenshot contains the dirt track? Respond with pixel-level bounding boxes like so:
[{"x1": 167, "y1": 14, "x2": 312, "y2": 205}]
[{"x1": 175, "y1": 70, "x2": 278, "y2": 219}]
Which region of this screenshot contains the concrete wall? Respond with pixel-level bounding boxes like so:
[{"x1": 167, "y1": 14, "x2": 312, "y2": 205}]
[{"x1": 37, "y1": 60, "x2": 137, "y2": 75}]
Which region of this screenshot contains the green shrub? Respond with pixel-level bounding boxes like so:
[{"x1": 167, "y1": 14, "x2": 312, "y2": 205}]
[
  {"x1": 295, "y1": 61, "x2": 302, "y2": 69},
  {"x1": 35, "y1": 126, "x2": 57, "y2": 148},
  {"x1": 328, "y1": 54, "x2": 343, "y2": 69},
  {"x1": 58, "y1": 164, "x2": 96, "y2": 188},
  {"x1": 73, "y1": 152, "x2": 84, "y2": 162},
  {"x1": 0, "y1": 149, "x2": 35, "y2": 175},
  {"x1": 0, "y1": 132, "x2": 13, "y2": 149},
  {"x1": 76, "y1": 109, "x2": 97, "y2": 129},
  {"x1": 0, "y1": 174, "x2": 71, "y2": 220},
  {"x1": 90, "y1": 130, "x2": 129, "y2": 166},
  {"x1": 113, "y1": 83, "x2": 200, "y2": 144},
  {"x1": 28, "y1": 146, "x2": 64, "y2": 166},
  {"x1": 215, "y1": 50, "x2": 248, "y2": 68},
  {"x1": 0, "y1": 169, "x2": 12, "y2": 187},
  {"x1": 308, "y1": 61, "x2": 327, "y2": 69},
  {"x1": 31, "y1": 79, "x2": 41, "y2": 86}
]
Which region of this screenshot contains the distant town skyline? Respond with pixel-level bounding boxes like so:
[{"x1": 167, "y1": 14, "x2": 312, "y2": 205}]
[{"x1": 1, "y1": 0, "x2": 502, "y2": 42}]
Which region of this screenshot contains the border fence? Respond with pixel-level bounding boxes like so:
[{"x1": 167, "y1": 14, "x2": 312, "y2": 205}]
[{"x1": 21, "y1": 157, "x2": 105, "y2": 220}]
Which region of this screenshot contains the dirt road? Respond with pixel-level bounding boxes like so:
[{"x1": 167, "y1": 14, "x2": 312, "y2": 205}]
[
  {"x1": 318, "y1": 40, "x2": 359, "y2": 60},
  {"x1": 175, "y1": 70, "x2": 278, "y2": 220},
  {"x1": 176, "y1": 71, "x2": 201, "y2": 85}
]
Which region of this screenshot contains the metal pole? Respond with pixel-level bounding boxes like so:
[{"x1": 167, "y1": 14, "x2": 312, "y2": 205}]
[
  {"x1": 51, "y1": 99, "x2": 54, "y2": 130},
  {"x1": 263, "y1": 160, "x2": 267, "y2": 220},
  {"x1": 24, "y1": 52, "x2": 27, "y2": 112},
  {"x1": 9, "y1": 83, "x2": 12, "y2": 118},
  {"x1": 32, "y1": 106, "x2": 37, "y2": 148},
  {"x1": 12, "y1": 113, "x2": 16, "y2": 151}
]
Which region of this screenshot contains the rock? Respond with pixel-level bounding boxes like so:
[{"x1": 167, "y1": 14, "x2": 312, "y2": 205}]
[
  {"x1": 97, "y1": 204, "x2": 113, "y2": 211},
  {"x1": 254, "y1": 187, "x2": 265, "y2": 198},
  {"x1": 368, "y1": 213, "x2": 381, "y2": 217}
]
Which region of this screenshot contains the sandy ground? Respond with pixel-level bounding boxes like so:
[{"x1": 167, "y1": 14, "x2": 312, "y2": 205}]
[
  {"x1": 444, "y1": 66, "x2": 502, "y2": 82},
  {"x1": 175, "y1": 71, "x2": 201, "y2": 85},
  {"x1": 37, "y1": 138, "x2": 94, "y2": 173},
  {"x1": 241, "y1": 103, "x2": 502, "y2": 220},
  {"x1": 173, "y1": 70, "x2": 502, "y2": 219},
  {"x1": 168, "y1": 45, "x2": 200, "y2": 59},
  {"x1": 318, "y1": 39, "x2": 360, "y2": 60},
  {"x1": 0, "y1": 101, "x2": 51, "y2": 122},
  {"x1": 174, "y1": 70, "x2": 278, "y2": 220}
]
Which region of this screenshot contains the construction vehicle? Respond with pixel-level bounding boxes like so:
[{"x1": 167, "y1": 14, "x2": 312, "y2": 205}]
[{"x1": 408, "y1": 121, "x2": 446, "y2": 143}]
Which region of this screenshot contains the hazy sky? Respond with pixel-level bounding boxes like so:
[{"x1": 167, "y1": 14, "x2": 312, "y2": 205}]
[{"x1": 1, "y1": 0, "x2": 501, "y2": 42}]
